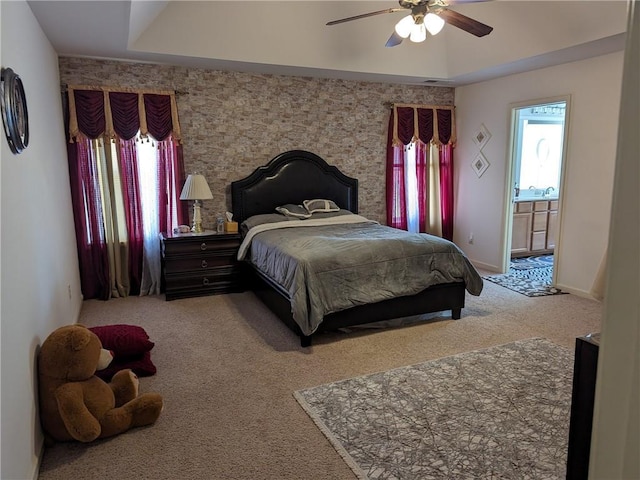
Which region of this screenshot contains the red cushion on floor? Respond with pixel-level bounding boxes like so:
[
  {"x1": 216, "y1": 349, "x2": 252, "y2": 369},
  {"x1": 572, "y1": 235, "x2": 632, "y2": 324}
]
[
  {"x1": 89, "y1": 324, "x2": 154, "y2": 358},
  {"x1": 94, "y1": 350, "x2": 157, "y2": 382}
]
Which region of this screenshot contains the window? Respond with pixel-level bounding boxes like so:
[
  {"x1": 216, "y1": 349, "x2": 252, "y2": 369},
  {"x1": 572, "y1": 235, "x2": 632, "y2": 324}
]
[
  {"x1": 386, "y1": 104, "x2": 456, "y2": 240},
  {"x1": 66, "y1": 87, "x2": 187, "y2": 300},
  {"x1": 395, "y1": 141, "x2": 443, "y2": 236}
]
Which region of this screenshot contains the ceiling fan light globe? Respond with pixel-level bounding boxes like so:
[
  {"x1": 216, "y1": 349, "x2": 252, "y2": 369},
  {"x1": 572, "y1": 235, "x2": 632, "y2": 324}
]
[
  {"x1": 394, "y1": 15, "x2": 415, "y2": 38},
  {"x1": 424, "y1": 13, "x2": 445, "y2": 35},
  {"x1": 409, "y1": 23, "x2": 427, "y2": 43}
]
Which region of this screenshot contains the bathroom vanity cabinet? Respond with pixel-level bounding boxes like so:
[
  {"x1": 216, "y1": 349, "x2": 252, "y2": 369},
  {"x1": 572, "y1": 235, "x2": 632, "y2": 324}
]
[{"x1": 511, "y1": 199, "x2": 558, "y2": 257}]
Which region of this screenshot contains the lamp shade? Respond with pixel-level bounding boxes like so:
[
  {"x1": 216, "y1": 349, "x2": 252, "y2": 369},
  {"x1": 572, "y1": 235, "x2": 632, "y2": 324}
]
[
  {"x1": 394, "y1": 15, "x2": 415, "y2": 38},
  {"x1": 180, "y1": 174, "x2": 213, "y2": 200},
  {"x1": 424, "y1": 13, "x2": 445, "y2": 35},
  {"x1": 409, "y1": 23, "x2": 427, "y2": 43}
]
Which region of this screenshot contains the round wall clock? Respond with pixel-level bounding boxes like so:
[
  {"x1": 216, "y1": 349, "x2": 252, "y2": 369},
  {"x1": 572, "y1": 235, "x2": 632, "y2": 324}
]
[{"x1": 1, "y1": 67, "x2": 29, "y2": 154}]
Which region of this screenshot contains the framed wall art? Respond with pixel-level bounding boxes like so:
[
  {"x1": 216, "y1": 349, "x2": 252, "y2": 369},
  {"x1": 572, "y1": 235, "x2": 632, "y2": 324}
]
[
  {"x1": 471, "y1": 152, "x2": 490, "y2": 178},
  {"x1": 472, "y1": 123, "x2": 491, "y2": 150}
]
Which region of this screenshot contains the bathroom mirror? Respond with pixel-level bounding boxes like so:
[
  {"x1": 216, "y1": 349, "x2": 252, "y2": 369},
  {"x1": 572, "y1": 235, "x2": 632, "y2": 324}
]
[{"x1": 513, "y1": 101, "x2": 566, "y2": 198}]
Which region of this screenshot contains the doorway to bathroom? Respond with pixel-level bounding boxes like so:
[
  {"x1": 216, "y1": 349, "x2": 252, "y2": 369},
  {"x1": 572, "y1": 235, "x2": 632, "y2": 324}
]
[{"x1": 504, "y1": 96, "x2": 570, "y2": 286}]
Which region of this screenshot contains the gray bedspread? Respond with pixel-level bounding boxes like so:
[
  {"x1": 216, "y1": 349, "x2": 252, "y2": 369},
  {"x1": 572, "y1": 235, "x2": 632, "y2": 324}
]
[{"x1": 241, "y1": 216, "x2": 483, "y2": 336}]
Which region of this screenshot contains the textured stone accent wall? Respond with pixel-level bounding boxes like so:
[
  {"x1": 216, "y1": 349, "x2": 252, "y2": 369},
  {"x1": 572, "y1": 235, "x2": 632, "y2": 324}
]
[{"x1": 59, "y1": 57, "x2": 453, "y2": 227}]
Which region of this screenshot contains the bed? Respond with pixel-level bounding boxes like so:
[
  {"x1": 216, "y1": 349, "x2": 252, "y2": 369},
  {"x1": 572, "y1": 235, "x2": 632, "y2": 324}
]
[{"x1": 231, "y1": 150, "x2": 483, "y2": 347}]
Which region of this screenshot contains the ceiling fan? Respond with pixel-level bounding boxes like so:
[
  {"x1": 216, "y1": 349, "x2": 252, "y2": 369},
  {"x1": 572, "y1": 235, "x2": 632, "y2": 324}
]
[{"x1": 326, "y1": 0, "x2": 493, "y2": 47}]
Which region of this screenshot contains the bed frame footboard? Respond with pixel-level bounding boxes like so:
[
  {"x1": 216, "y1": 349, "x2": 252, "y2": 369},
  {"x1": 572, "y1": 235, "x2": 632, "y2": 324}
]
[{"x1": 248, "y1": 265, "x2": 466, "y2": 347}]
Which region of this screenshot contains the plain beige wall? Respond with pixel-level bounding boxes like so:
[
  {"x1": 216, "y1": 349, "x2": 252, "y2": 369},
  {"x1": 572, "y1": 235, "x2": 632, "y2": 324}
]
[
  {"x1": 590, "y1": 1, "x2": 639, "y2": 477},
  {"x1": 454, "y1": 51, "x2": 624, "y2": 296},
  {"x1": 0, "y1": 1, "x2": 82, "y2": 479}
]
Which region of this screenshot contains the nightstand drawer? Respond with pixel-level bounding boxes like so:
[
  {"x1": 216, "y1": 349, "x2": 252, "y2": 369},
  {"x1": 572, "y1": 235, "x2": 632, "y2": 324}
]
[
  {"x1": 164, "y1": 269, "x2": 243, "y2": 300},
  {"x1": 165, "y1": 267, "x2": 242, "y2": 288},
  {"x1": 164, "y1": 252, "x2": 238, "y2": 274},
  {"x1": 162, "y1": 236, "x2": 240, "y2": 255}
]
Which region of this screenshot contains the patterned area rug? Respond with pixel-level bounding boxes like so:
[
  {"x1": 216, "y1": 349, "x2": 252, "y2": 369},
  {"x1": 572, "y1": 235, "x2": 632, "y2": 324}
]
[
  {"x1": 294, "y1": 338, "x2": 573, "y2": 480},
  {"x1": 483, "y1": 255, "x2": 566, "y2": 297}
]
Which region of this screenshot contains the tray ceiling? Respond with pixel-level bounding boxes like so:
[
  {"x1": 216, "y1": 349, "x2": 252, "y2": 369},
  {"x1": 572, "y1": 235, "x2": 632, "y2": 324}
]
[{"x1": 28, "y1": 0, "x2": 628, "y2": 86}]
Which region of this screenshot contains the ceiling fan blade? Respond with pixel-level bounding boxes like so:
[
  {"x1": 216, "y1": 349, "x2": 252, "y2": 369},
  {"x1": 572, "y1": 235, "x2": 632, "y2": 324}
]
[
  {"x1": 438, "y1": 8, "x2": 493, "y2": 37},
  {"x1": 385, "y1": 31, "x2": 404, "y2": 47},
  {"x1": 326, "y1": 8, "x2": 404, "y2": 26}
]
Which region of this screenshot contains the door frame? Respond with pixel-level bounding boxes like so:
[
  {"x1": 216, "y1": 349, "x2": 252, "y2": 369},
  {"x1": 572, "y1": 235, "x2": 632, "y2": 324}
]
[{"x1": 500, "y1": 94, "x2": 572, "y2": 280}]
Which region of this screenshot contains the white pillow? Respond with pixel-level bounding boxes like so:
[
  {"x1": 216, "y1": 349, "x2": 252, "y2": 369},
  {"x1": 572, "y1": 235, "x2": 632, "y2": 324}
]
[
  {"x1": 303, "y1": 199, "x2": 340, "y2": 214},
  {"x1": 275, "y1": 204, "x2": 312, "y2": 218}
]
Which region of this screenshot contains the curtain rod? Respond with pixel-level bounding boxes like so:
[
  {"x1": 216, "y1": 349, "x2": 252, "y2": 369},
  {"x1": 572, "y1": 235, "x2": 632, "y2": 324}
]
[
  {"x1": 384, "y1": 102, "x2": 455, "y2": 110},
  {"x1": 60, "y1": 84, "x2": 189, "y2": 96}
]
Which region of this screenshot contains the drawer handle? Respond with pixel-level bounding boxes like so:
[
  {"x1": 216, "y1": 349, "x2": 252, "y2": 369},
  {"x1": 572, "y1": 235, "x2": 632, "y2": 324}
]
[
  {"x1": 201, "y1": 260, "x2": 208, "y2": 268},
  {"x1": 200, "y1": 242, "x2": 207, "y2": 251},
  {"x1": 203, "y1": 278, "x2": 210, "y2": 286}
]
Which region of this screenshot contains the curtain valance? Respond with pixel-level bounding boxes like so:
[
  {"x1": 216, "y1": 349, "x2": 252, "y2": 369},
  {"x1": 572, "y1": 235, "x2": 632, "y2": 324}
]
[
  {"x1": 391, "y1": 103, "x2": 456, "y2": 146},
  {"x1": 67, "y1": 85, "x2": 182, "y2": 143}
]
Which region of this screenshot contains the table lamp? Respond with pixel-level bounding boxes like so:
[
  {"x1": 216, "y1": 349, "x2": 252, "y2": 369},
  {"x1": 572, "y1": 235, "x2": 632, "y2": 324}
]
[{"x1": 180, "y1": 174, "x2": 213, "y2": 233}]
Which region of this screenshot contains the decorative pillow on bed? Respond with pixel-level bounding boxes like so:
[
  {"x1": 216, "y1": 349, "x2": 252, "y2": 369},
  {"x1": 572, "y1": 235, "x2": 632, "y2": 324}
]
[
  {"x1": 241, "y1": 213, "x2": 300, "y2": 235},
  {"x1": 303, "y1": 199, "x2": 340, "y2": 214},
  {"x1": 275, "y1": 204, "x2": 312, "y2": 218},
  {"x1": 307, "y1": 209, "x2": 354, "y2": 219}
]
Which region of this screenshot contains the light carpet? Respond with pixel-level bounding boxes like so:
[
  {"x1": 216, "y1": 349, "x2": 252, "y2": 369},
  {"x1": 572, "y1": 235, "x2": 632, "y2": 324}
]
[
  {"x1": 38, "y1": 279, "x2": 601, "y2": 480},
  {"x1": 294, "y1": 338, "x2": 573, "y2": 480},
  {"x1": 483, "y1": 255, "x2": 566, "y2": 297}
]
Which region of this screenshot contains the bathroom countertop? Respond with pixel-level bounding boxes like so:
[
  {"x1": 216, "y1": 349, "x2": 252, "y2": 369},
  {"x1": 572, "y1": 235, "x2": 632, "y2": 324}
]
[{"x1": 515, "y1": 195, "x2": 558, "y2": 202}]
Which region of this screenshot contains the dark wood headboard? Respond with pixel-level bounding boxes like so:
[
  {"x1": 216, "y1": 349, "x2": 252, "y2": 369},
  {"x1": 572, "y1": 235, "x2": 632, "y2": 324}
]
[{"x1": 231, "y1": 150, "x2": 358, "y2": 224}]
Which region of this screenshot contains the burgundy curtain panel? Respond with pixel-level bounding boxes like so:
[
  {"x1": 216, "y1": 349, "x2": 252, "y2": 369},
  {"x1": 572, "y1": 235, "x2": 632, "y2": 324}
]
[
  {"x1": 386, "y1": 114, "x2": 407, "y2": 229},
  {"x1": 66, "y1": 136, "x2": 111, "y2": 300},
  {"x1": 118, "y1": 138, "x2": 144, "y2": 295},
  {"x1": 65, "y1": 87, "x2": 186, "y2": 299},
  {"x1": 72, "y1": 90, "x2": 105, "y2": 138},
  {"x1": 415, "y1": 141, "x2": 428, "y2": 234},
  {"x1": 157, "y1": 140, "x2": 189, "y2": 235},
  {"x1": 144, "y1": 94, "x2": 174, "y2": 141},
  {"x1": 386, "y1": 104, "x2": 456, "y2": 240},
  {"x1": 109, "y1": 92, "x2": 140, "y2": 140},
  {"x1": 439, "y1": 144, "x2": 454, "y2": 241},
  {"x1": 436, "y1": 108, "x2": 454, "y2": 241}
]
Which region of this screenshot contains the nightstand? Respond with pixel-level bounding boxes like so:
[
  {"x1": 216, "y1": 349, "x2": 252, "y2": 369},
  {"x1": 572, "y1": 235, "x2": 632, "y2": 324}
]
[{"x1": 160, "y1": 231, "x2": 245, "y2": 300}]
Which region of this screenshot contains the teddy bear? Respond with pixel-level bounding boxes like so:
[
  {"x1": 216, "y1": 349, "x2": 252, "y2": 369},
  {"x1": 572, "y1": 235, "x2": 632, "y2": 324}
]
[{"x1": 38, "y1": 324, "x2": 163, "y2": 443}]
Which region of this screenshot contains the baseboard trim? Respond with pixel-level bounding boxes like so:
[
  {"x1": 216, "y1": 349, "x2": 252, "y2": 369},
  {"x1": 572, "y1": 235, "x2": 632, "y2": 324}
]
[
  {"x1": 32, "y1": 438, "x2": 44, "y2": 480},
  {"x1": 554, "y1": 283, "x2": 598, "y2": 300},
  {"x1": 470, "y1": 260, "x2": 501, "y2": 273}
]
